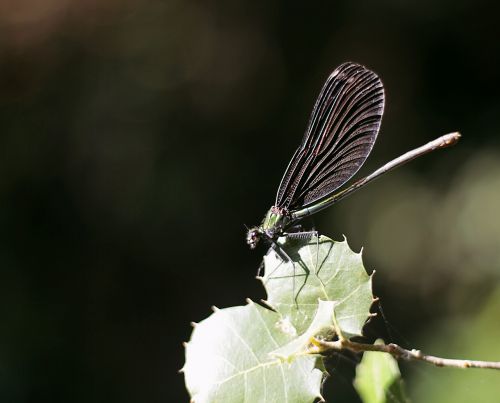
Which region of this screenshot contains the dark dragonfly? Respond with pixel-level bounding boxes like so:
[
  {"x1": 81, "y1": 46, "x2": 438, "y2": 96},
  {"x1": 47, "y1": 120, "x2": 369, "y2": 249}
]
[{"x1": 247, "y1": 62, "x2": 460, "y2": 250}]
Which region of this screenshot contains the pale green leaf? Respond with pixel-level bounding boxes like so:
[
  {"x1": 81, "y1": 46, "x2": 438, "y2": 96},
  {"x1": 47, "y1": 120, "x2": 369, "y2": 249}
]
[
  {"x1": 184, "y1": 300, "x2": 324, "y2": 403},
  {"x1": 354, "y1": 339, "x2": 409, "y2": 403},
  {"x1": 184, "y1": 234, "x2": 376, "y2": 402},
  {"x1": 261, "y1": 235, "x2": 373, "y2": 337}
]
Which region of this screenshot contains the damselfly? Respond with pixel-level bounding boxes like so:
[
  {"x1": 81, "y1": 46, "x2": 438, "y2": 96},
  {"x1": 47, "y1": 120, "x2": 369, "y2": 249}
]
[{"x1": 247, "y1": 62, "x2": 460, "y2": 250}]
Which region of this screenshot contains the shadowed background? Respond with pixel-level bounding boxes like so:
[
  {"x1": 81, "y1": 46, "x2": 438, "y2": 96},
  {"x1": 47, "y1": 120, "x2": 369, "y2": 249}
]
[{"x1": 1, "y1": 1, "x2": 500, "y2": 402}]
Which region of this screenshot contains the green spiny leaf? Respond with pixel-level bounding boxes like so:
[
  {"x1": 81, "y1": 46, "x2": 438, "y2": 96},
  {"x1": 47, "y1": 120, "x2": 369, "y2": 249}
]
[
  {"x1": 184, "y1": 301, "x2": 324, "y2": 403},
  {"x1": 261, "y1": 235, "x2": 374, "y2": 337}
]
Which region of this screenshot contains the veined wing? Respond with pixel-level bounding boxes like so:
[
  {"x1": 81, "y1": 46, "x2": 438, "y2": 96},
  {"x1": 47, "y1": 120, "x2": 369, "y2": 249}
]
[{"x1": 275, "y1": 62, "x2": 384, "y2": 210}]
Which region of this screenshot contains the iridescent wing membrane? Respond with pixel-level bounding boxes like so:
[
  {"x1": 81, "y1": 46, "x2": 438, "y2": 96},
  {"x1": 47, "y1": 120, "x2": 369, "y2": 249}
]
[{"x1": 275, "y1": 62, "x2": 385, "y2": 211}]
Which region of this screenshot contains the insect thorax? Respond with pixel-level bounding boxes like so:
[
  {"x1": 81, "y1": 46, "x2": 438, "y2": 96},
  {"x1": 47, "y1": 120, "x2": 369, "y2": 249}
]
[{"x1": 261, "y1": 206, "x2": 291, "y2": 238}]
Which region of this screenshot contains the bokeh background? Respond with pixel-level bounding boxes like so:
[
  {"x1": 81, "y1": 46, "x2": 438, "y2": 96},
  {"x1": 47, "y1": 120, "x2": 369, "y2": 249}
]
[{"x1": 1, "y1": 0, "x2": 500, "y2": 402}]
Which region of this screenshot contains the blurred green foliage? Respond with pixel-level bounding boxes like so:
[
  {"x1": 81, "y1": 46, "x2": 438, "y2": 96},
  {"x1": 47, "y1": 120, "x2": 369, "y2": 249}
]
[
  {"x1": 411, "y1": 287, "x2": 500, "y2": 402},
  {"x1": 0, "y1": 1, "x2": 499, "y2": 402}
]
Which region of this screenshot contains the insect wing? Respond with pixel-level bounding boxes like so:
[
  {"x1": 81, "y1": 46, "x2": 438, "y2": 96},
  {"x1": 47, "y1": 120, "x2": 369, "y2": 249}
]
[{"x1": 275, "y1": 62, "x2": 385, "y2": 210}]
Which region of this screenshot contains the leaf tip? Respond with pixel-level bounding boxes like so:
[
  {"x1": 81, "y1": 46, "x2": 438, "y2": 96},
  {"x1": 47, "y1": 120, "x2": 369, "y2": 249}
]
[
  {"x1": 190, "y1": 321, "x2": 198, "y2": 328},
  {"x1": 341, "y1": 234, "x2": 357, "y2": 252}
]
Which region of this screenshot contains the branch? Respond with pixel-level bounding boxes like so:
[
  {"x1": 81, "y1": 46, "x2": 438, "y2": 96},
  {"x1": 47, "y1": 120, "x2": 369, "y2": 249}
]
[{"x1": 310, "y1": 338, "x2": 500, "y2": 370}]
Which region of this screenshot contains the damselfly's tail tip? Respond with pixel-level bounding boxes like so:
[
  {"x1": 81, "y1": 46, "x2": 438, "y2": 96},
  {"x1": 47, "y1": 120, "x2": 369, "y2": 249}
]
[{"x1": 442, "y1": 131, "x2": 461, "y2": 147}]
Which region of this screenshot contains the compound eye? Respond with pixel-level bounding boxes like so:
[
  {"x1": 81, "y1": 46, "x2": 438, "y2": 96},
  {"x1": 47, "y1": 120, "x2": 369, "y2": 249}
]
[{"x1": 246, "y1": 228, "x2": 260, "y2": 248}]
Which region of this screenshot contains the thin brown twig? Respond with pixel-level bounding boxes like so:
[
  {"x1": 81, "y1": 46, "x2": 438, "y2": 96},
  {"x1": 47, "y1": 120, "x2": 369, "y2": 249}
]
[{"x1": 310, "y1": 338, "x2": 500, "y2": 370}]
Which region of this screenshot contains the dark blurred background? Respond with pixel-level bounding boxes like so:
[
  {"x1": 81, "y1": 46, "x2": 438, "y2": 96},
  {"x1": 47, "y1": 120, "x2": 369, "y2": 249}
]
[{"x1": 1, "y1": 0, "x2": 500, "y2": 402}]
